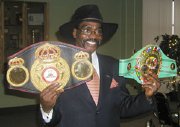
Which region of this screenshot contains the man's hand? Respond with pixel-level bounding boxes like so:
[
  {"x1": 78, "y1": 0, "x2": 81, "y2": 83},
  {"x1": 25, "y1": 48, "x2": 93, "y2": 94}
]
[
  {"x1": 40, "y1": 83, "x2": 64, "y2": 113},
  {"x1": 141, "y1": 72, "x2": 161, "y2": 97}
]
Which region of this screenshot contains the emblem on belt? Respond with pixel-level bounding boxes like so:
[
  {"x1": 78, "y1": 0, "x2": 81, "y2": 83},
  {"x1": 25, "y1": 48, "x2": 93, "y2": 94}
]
[
  {"x1": 30, "y1": 43, "x2": 70, "y2": 91},
  {"x1": 136, "y1": 46, "x2": 162, "y2": 82},
  {"x1": 6, "y1": 57, "x2": 29, "y2": 87},
  {"x1": 72, "y1": 51, "x2": 93, "y2": 80}
]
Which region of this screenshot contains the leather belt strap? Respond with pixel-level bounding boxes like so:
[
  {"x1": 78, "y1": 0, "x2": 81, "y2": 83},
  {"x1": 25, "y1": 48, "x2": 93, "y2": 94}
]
[{"x1": 6, "y1": 41, "x2": 93, "y2": 93}]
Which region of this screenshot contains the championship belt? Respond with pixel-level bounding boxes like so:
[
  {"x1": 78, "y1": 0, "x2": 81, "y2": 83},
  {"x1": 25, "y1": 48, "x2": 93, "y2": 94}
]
[
  {"x1": 119, "y1": 45, "x2": 177, "y2": 84},
  {"x1": 6, "y1": 41, "x2": 93, "y2": 93}
]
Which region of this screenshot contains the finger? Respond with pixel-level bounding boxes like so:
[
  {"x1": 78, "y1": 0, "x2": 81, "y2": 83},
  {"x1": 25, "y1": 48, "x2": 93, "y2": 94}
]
[
  {"x1": 50, "y1": 88, "x2": 64, "y2": 99},
  {"x1": 148, "y1": 73, "x2": 159, "y2": 83},
  {"x1": 40, "y1": 92, "x2": 58, "y2": 108},
  {"x1": 49, "y1": 89, "x2": 64, "y2": 104},
  {"x1": 146, "y1": 75, "x2": 161, "y2": 89},
  {"x1": 51, "y1": 93, "x2": 59, "y2": 103},
  {"x1": 142, "y1": 83, "x2": 158, "y2": 93},
  {"x1": 142, "y1": 84, "x2": 152, "y2": 89},
  {"x1": 56, "y1": 88, "x2": 64, "y2": 95},
  {"x1": 143, "y1": 72, "x2": 160, "y2": 83},
  {"x1": 143, "y1": 77, "x2": 160, "y2": 89},
  {"x1": 42, "y1": 83, "x2": 60, "y2": 94},
  {"x1": 40, "y1": 83, "x2": 60, "y2": 97}
]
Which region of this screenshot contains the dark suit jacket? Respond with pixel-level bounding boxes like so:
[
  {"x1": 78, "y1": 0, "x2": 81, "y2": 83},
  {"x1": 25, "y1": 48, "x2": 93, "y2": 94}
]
[{"x1": 40, "y1": 54, "x2": 155, "y2": 127}]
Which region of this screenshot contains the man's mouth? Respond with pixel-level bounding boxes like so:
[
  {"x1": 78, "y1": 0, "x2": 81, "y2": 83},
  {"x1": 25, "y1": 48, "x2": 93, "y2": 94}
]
[{"x1": 86, "y1": 40, "x2": 97, "y2": 45}]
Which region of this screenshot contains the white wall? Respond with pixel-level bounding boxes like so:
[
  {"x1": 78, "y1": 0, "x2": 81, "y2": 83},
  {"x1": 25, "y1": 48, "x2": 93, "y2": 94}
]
[
  {"x1": 175, "y1": 0, "x2": 180, "y2": 36},
  {"x1": 142, "y1": 0, "x2": 172, "y2": 46}
]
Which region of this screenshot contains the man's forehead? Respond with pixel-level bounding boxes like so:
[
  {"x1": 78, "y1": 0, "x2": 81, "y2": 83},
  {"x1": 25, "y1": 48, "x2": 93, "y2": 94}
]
[{"x1": 79, "y1": 21, "x2": 102, "y2": 27}]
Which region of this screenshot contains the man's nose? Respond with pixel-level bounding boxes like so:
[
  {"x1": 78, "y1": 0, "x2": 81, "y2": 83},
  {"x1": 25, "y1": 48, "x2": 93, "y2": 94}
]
[{"x1": 89, "y1": 32, "x2": 97, "y2": 39}]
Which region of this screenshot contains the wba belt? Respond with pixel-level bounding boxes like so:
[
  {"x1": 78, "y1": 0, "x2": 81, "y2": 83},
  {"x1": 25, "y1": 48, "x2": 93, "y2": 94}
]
[
  {"x1": 6, "y1": 41, "x2": 93, "y2": 93},
  {"x1": 119, "y1": 44, "x2": 177, "y2": 84}
]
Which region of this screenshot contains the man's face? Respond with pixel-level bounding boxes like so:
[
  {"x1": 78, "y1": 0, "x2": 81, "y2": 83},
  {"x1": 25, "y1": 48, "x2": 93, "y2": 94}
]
[{"x1": 73, "y1": 21, "x2": 103, "y2": 53}]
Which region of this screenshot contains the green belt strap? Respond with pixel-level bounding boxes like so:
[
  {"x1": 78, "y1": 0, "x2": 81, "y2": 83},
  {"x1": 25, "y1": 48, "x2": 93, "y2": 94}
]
[{"x1": 119, "y1": 44, "x2": 177, "y2": 84}]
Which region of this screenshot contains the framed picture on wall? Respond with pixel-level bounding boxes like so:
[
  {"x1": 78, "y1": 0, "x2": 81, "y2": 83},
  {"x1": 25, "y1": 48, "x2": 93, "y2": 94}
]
[{"x1": 28, "y1": 13, "x2": 44, "y2": 25}]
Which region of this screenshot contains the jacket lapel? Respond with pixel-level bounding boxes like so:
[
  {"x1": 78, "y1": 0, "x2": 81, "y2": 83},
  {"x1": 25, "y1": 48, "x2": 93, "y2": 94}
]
[
  {"x1": 76, "y1": 83, "x2": 97, "y2": 108},
  {"x1": 97, "y1": 54, "x2": 112, "y2": 108}
]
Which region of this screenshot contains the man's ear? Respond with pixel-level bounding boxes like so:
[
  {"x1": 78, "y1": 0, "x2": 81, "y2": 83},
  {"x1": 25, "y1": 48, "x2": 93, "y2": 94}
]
[{"x1": 73, "y1": 28, "x2": 77, "y2": 39}]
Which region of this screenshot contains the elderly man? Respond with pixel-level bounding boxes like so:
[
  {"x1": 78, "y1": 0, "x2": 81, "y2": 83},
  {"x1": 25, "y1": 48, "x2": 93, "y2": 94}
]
[{"x1": 39, "y1": 4, "x2": 160, "y2": 127}]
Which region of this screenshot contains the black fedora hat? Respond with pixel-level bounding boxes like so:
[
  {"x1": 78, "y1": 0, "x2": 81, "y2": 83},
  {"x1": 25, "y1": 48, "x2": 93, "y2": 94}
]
[{"x1": 58, "y1": 4, "x2": 118, "y2": 45}]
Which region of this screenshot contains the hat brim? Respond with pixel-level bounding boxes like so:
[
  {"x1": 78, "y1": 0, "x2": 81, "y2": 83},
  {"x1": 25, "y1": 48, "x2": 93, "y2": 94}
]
[{"x1": 58, "y1": 21, "x2": 118, "y2": 45}]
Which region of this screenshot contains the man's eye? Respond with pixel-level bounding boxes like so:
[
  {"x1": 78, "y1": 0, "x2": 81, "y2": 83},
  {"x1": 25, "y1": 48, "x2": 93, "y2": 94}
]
[
  {"x1": 96, "y1": 29, "x2": 102, "y2": 35},
  {"x1": 82, "y1": 28, "x2": 91, "y2": 34},
  {"x1": 79, "y1": 26, "x2": 102, "y2": 36}
]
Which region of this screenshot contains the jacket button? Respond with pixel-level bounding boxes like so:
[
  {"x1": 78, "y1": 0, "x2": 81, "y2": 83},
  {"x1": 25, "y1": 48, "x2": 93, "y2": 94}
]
[{"x1": 96, "y1": 110, "x2": 100, "y2": 114}]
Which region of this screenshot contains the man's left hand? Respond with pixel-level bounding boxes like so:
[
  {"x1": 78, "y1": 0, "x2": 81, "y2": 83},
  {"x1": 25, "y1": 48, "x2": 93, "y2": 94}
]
[{"x1": 141, "y1": 72, "x2": 161, "y2": 97}]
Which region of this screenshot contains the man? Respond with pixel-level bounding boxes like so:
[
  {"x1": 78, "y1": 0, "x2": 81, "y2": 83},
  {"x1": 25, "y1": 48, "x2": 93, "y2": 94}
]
[{"x1": 39, "y1": 4, "x2": 160, "y2": 127}]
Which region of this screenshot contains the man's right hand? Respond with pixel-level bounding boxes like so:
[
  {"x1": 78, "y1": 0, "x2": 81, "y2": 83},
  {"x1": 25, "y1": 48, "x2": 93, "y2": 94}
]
[{"x1": 40, "y1": 83, "x2": 64, "y2": 113}]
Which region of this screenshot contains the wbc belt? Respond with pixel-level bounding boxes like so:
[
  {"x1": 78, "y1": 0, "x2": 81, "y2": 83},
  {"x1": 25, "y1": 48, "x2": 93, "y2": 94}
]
[
  {"x1": 6, "y1": 41, "x2": 93, "y2": 93},
  {"x1": 119, "y1": 44, "x2": 177, "y2": 84}
]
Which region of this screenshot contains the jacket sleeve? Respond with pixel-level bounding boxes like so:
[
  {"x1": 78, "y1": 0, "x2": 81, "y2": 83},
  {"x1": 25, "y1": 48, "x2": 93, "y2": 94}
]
[
  {"x1": 114, "y1": 76, "x2": 157, "y2": 118},
  {"x1": 111, "y1": 56, "x2": 157, "y2": 118},
  {"x1": 39, "y1": 98, "x2": 62, "y2": 127}
]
